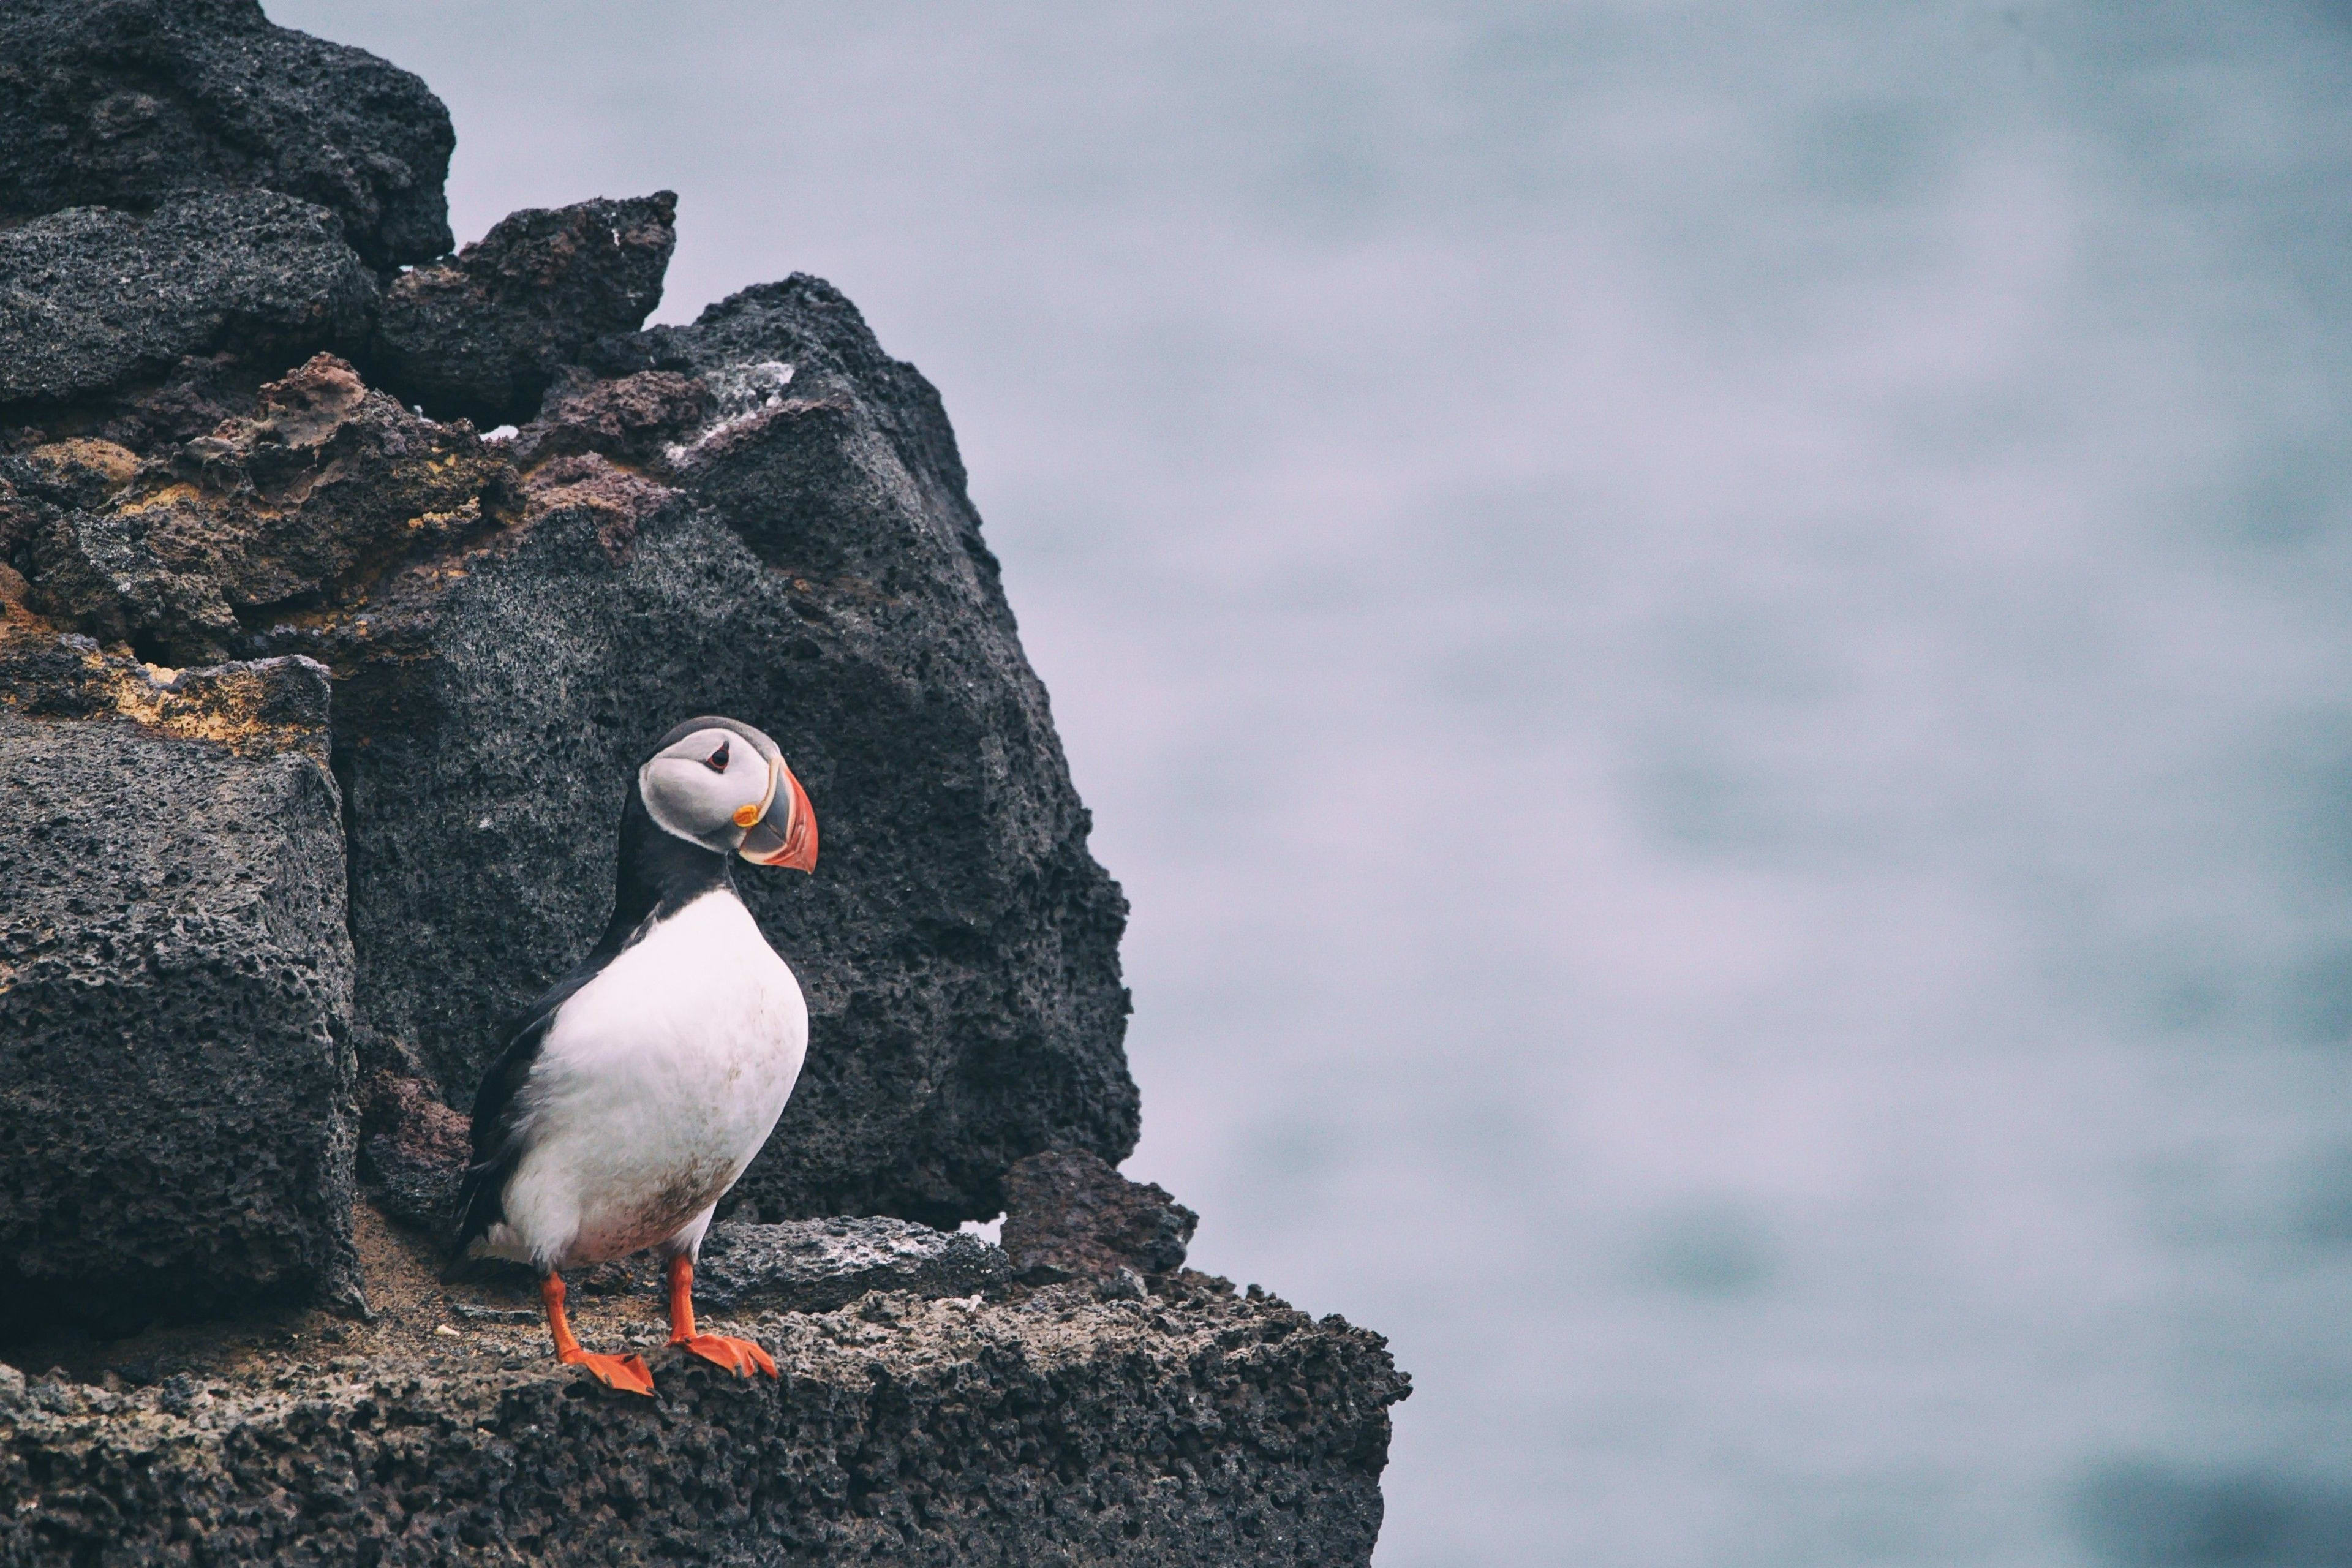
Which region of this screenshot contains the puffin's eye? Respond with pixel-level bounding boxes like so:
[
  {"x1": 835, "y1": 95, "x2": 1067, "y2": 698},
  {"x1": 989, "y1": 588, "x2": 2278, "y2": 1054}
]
[{"x1": 704, "y1": 740, "x2": 731, "y2": 773}]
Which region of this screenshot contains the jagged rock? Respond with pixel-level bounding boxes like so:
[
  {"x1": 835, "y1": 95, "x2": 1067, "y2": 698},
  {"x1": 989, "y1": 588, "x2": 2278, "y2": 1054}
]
[
  {"x1": 0, "y1": 190, "x2": 379, "y2": 415},
  {"x1": 370, "y1": 194, "x2": 680, "y2": 426},
  {"x1": 317, "y1": 277, "x2": 1137, "y2": 1226},
  {"x1": 77, "y1": 352, "x2": 280, "y2": 458},
  {"x1": 0, "y1": 0, "x2": 453, "y2": 268},
  {"x1": 0, "y1": 1277, "x2": 1407, "y2": 1565},
  {"x1": 693, "y1": 1217, "x2": 1011, "y2": 1311},
  {"x1": 1003, "y1": 1148, "x2": 1201, "y2": 1281},
  {"x1": 25, "y1": 354, "x2": 520, "y2": 664},
  {"x1": 508, "y1": 366, "x2": 715, "y2": 467},
  {"x1": 0, "y1": 655, "x2": 358, "y2": 1340},
  {"x1": 518, "y1": 451, "x2": 682, "y2": 562},
  {"x1": 358, "y1": 1073, "x2": 470, "y2": 1234}
]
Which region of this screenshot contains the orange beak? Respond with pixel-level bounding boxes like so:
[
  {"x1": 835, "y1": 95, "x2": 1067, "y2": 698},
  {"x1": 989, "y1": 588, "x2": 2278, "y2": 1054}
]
[{"x1": 737, "y1": 758, "x2": 818, "y2": 872}]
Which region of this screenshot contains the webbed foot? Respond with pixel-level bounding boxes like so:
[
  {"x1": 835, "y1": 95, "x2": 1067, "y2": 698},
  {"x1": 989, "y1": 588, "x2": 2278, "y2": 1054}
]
[{"x1": 673, "y1": 1332, "x2": 777, "y2": 1378}]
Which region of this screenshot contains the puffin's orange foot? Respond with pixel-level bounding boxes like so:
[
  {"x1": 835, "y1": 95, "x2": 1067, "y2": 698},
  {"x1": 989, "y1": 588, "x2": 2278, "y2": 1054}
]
[
  {"x1": 561, "y1": 1349, "x2": 655, "y2": 1396},
  {"x1": 674, "y1": 1333, "x2": 777, "y2": 1378}
]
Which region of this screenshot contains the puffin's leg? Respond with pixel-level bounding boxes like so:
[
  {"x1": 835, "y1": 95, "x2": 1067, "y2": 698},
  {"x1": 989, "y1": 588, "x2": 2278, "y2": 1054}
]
[
  {"x1": 541, "y1": 1271, "x2": 655, "y2": 1395},
  {"x1": 666, "y1": 1253, "x2": 777, "y2": 1378}
]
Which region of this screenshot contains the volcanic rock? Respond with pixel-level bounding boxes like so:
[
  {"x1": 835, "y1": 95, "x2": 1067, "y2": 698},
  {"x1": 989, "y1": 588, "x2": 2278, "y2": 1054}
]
[
  {"x1": 1003, "y1": 1147, "x2": 1202, "y2": 1281},
  {"x1": 693, "y1": 1216, "x2": 1012, "y2": 1312},
  {"x1": 0, "y1": 654, "x2": 358, "y2": 1340},
  {"x1": 24, "y1": 353, "x2": 520, "y2": 665},
  {"x1": 358, "y1": 1072, "x2": 472, "y2": 1234},
  {"x1": 0, "y1": 1271, "x2": 1406, "y2": 1566},
  {"x1": 507, "y1": 367, "x2": 716, "y2": 467},
  {"x1": 369, "y1": 194, "x2": 680, "y2": 426},
  {"x1": 320, "y1": 278, "x2": 1138, "y2": 1226},
  {"x1": 0, "y1": 0, "x2": 453, "y2": 268},
  {"x1": 0, "y1": 190, "x2": 379, "y2": 415}
]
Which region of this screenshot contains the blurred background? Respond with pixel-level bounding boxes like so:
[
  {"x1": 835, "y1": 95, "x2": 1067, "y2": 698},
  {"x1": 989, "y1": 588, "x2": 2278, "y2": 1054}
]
[{"x1": 273, "y1": 3, "x2": 2352, "y2": 1562}]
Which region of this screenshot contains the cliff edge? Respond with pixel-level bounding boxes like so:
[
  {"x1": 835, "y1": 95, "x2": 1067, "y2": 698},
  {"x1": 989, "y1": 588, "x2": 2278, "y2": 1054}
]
[{"x1": 0, "y1": 5, "x2": 1404, "y2": 1561}]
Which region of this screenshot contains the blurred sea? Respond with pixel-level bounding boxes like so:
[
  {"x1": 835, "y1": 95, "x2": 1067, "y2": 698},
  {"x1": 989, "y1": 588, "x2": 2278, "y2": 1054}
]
[{"x1": 275, "y1": 3, "x2": 2352, "y2": 1562}]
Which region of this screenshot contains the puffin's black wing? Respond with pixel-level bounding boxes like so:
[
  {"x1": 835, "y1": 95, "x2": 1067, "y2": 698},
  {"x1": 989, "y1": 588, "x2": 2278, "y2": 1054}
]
[
  {"x1": 448, "y1": 968, "x2": 598, "y2": 1261},
  {"x1": 448, "y1": 782, "x2": 727, "y2": 1262}
]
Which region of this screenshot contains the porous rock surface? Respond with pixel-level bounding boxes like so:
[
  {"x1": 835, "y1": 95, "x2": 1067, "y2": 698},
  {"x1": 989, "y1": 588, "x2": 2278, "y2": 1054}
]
[
  {"x1": 694, "y1": 1217, "x2": 1012, "y2": 1311},
  {"x1": 372, "y1": 192, "x2": 682, "y2": 426},
  {"x1": 1002, "y1": 1147, "x2": 1202, "y2": 1282},
  {"x1": 0, "y1": 0, "x2": 454, "y2": 268},
  {"x1": 310, "y1": 274, "x2": 1137, "y2": 1226},
  {"x1": 0, "y1": 654, "x2": 358, "y2": 1340},
  {"x1": 360, "y1": 1072, "x2": 475, "y2": 1235},
  {"x1": 20, "y1": 353, "x2": 521, "y2": 665},
  {"x1": 0, "y1": 189, "x2": 379, "y2": 413},
  {"x1": 0, "y1": 1275, "x2": 1404, "y2": 1567}
]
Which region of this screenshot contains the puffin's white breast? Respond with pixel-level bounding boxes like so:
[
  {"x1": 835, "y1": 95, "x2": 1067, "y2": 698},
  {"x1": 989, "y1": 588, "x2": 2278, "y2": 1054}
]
[{"x1": 491, "y1": 889, "x2": 807, "y2": 1268}]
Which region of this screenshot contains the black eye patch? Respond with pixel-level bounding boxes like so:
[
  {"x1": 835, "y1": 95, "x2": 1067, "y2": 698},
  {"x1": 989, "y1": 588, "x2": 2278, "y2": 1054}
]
[{"x1": 703, "y1": 739, "x2": 731, "y2": 772}]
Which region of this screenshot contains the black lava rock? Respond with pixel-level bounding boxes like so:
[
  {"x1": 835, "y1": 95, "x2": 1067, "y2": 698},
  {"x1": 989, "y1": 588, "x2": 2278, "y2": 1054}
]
[
  {"x1": 0, "y1": 189, "x2": 379, "y2": 415},
  {"x1": 1002, "y1": 1147, "x2": 1201, "y2": 1280},
  {"x1": 693, "y1": 1216, "x2": 1011, "y2": 1311},
  {"x1": 326, "y1": 277, "x2": 1138, "y2": 1226},
  {"x1": 369, "y1": 193, "x2": 680, "y2": 426},
  {"x1": 356, "y1": 1072, "x2": 472, "y2": 1234},
  {"x1": 0, "y1": 1281, "x2": 1408, "y2": 1566},
  {"x1": 0, "y1": 0, "x2": 453, "y2": 268},
  {"x1": 0, "y1": 657, "x2": 360, "y2": 1341}
]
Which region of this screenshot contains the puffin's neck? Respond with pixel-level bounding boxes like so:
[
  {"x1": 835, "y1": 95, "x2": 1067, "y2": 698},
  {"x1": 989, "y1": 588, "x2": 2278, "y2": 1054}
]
[{"x1": 595, "y1": 786, "x2": 736, "y2": 956}]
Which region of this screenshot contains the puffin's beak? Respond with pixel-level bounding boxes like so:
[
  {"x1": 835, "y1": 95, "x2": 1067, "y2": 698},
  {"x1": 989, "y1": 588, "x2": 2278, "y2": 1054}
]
[{"x1": 737, "y1": 758, "x2": 818, "y2": 871}]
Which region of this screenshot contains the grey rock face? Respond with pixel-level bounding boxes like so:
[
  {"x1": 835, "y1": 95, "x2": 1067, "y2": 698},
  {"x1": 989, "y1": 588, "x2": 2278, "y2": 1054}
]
[
  {"x1": 0, "y1": 1280, "x2": 1408, "y2": 1566},
  {"x1": 694, "y1": 1216, "x2": 1011, "y2": 1311},
  {"x1": 1003, "y1": 1147, "x2": 1201, "y2": 1280},
  {"x1": 0, "y1": 190, "x2": 379, "y2": 413},
  {"x1": 0, "y1": 657, "x2": 358, "y2": 1340},
  {"x1": 369, "y1": 194, "x2": 680, "y2": 426},
  {"x1": 0, "y1": 0, "x2": 454, "y2": 268},
  {"x1": 317, "y1": 277, "x2": 1137, "y2": 1226}
]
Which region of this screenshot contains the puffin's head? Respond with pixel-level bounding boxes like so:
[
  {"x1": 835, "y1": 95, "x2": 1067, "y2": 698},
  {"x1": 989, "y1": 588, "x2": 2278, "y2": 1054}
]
[{"x1": 636, "y1": 715, "x2": 818, "y2": 871}]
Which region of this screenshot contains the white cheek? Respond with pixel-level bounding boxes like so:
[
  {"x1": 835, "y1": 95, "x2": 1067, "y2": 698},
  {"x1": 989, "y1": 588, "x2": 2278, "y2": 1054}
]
[{"x1": 644, "y1": 761, "x2": 725, "y2": 840}]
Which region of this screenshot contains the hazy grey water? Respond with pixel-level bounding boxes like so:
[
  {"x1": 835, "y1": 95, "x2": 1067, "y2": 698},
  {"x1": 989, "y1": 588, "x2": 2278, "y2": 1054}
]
[{"x1": 272, "y1": 3, "x2": 2352, "y2": 1562}]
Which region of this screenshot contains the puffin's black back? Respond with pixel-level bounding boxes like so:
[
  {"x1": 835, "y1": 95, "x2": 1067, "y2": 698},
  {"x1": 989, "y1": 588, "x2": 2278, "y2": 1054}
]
[{"x1": 449, "y1": 783, "x2": 736, "y2": 1261}]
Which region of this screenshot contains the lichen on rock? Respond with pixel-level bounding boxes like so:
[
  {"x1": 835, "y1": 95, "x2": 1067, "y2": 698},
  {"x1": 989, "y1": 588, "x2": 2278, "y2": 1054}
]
[{"x1": 23, "y1": 353, "x2": 521, "y2": 665}]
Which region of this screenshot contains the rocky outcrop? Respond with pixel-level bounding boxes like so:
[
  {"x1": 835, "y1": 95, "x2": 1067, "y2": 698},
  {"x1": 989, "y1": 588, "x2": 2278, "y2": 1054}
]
[
  {"x1": 1003, "y1": 1148, "x2": 1201, "y2": 1283},
  {"x1": 7, "y1": 265, "x2": 1138, "y2": 1233},
  {"x1": 0, "y1": 654, "x2": 358, "y2": 1341},
  {"x1": 0, "y1": 0, "x2": 1133, "y2": 1291},
  {"x1": 0, "y1": 190, "x2": 379, "y2": 415},
  {"x1": 0, "y1": 0, "x2": 453, "y2": 268},
  {"x1": 0, "y1": 1, "x2": 1405, "y2": 1557},
  {"x1": 371, "y1": 193, "x2": 680, "y2": 427},
  {"x1": 0, "y1": 1270, "x2": 1404, "y2": 1567},
  {"x1": 303, "y1": 273, "x2": 1138, "y2": 1226},
  {"x1": 694, "y1": 1216, "x2": 1011, "y2": 1311}
]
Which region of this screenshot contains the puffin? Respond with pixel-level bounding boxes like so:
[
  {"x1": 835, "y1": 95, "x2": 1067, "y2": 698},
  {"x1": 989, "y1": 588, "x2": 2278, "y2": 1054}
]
[{"x1": 451, "y1": 716, "x2": 819, "y2": 1395}]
